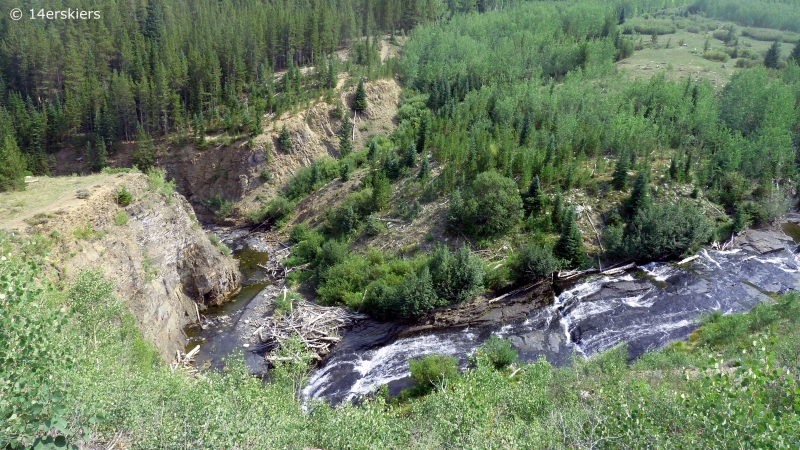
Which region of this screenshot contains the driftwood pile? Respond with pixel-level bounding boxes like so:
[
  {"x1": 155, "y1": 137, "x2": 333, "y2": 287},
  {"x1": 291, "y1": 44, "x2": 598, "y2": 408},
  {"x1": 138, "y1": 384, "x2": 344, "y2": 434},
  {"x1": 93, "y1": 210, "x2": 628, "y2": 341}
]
[
  {"x1": 253, "y1": 299, "x2": 368, "y2": 364},
  {"x1": 171, "y1": 345, "x2": 200, "y2": 375}
]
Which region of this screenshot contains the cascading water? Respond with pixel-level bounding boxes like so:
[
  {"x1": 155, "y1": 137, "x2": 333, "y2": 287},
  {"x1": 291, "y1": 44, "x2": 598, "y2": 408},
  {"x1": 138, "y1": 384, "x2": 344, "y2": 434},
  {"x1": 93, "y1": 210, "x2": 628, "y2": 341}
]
[{"x1": 304, "y1": 228, "x2": 800, "y2": 405}]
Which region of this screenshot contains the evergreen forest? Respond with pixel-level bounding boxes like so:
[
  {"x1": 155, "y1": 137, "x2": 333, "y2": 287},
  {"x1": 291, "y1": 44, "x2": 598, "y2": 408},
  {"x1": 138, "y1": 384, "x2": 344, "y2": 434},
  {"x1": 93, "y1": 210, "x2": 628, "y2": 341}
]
[{"x1": 3, "y1": 0, "x2": 800, "y2": 448}]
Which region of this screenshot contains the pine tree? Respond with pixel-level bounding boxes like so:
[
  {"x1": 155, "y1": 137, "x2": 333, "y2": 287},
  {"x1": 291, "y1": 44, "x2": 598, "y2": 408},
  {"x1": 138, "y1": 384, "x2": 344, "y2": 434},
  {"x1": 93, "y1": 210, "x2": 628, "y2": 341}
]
[
  {"x1": 371, "y1": 171, "x2": 391, "y2": 211},
  {"x1": 554, "y1": 207, "x2": 585, "y2": 267},
  {"x1": 367, "y1": 139, "x2": 378, "y2": 161},
  {"x1": 383, "y1": 152, "x2": 400, "y2": 179},
  {"x1": 732, "y1": 205, "x2": 749, "y2": 232},
  {"x1": 618, "y1": 8, "x2": 625, "y2": 25},
  {"x1": 612, "y1": 152, "x2": 630, "y2": 190},
  {"x1": 279, "y1": 125, "x2": 292, "y2": 153},
  {"x1": 669, "y1": 158, "x2": 679, "y2": 181},
  {"x1": 552, "y1": 193, "x2": 564, "y2": 227},
  {"x1": 447, "y1": 189, "x2": 464, "y2": 232},
  {"x1": 402, "y1": 144, "x2": 417, "y2": 168},
  {"x1": 143, "y1": 0, "x2": 165, "y2": 42},
  {"x1": 325, "y1": 55, "x2": 338, "y2": 89},
  {"x1": 132, "y1": 125, "x2": 155, "y2": 171},
  {"x1": 519, "y1": 113, "x2": 532, "y2": 146},
  {"x1": 416, "y1": 112, "x2": 430, "y2": 152},
  {"x1": 84, "y1": 142, "x2": 92, "y2": 167},
  {"x1": 92, "y1": 139, "x2": 108, "y2": 172},
  {"x1": 544, "y1": 134, "x2": 556, "y2": 165},
  {"x1": 340, "y1": 161, "x2": 350, "y2": 182},
  {"x1": 623, "y1": 171, "x2": 651, "y2": 219},
  {"x1": 353, "y1": 78, "x2": 368, "y2": 112},
  {"x1": 523, "y1": 176, "x2": 545, "y2": 215},
  {"x1": 339, "y1": 114, "x2": 352, "y2": 158},
  {"x1": 765, "y1": 41, "x2": 781, "y2": 69},
  {"x1": 790, "y1": 40, "x2": 800, "y2": 64},
  {"x1": 193, "y1": 113, "x2": 206, "y2": 146},
  {"x1": 0, "y1": 134, "x2": 26, "y2": 192},
  {"x1": 398, "y1": 266, "x2": 440, "y2": 319},
  {"x1": 418, "y1": 156, "x2": 430, "y2": 180}
]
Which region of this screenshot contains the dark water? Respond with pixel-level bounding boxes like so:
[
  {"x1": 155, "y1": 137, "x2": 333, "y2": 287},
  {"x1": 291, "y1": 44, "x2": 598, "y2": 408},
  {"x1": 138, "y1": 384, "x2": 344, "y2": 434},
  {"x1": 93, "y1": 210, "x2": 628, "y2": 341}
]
[
  {"x1": 185, "y1": 242, "x2": 271, "y2": 372},
  {"x1": 781, "y1": 222, "x2": 800, "y2": 244},
  {"x1": 304, "y1": 231, "x2": 800, "y2": 405}
]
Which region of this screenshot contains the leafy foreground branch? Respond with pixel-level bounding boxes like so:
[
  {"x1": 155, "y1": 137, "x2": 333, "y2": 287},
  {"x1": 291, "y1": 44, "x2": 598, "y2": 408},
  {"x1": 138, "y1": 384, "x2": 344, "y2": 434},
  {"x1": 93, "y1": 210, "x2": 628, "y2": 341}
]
[{"x1": 2, "y1": 231, "x2": 800, "y2": 448}]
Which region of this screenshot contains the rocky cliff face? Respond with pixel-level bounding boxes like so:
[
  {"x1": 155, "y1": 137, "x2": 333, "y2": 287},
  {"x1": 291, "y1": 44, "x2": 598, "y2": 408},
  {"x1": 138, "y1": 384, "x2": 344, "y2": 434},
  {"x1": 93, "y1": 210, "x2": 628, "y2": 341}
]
[
  {"x1": 160, "y1": 79, "x2": 402, "y2": 222},
  {"x1": 4, "y1": 172, "x2": 241, "y2": 361}
]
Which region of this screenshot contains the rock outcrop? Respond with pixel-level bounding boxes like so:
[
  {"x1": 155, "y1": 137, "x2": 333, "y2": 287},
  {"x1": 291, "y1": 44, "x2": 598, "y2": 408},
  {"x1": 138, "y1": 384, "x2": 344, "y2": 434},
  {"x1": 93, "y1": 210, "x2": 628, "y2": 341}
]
[{"x1": 3, "y1": 172, "x2": 241, "y2": 361}]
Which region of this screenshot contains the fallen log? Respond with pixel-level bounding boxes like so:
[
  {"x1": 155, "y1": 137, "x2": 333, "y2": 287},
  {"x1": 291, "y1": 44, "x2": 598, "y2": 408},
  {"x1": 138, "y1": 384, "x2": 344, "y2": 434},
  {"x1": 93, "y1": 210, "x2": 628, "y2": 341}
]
[
  {"x1": 676, "y1": 255, "x2": 700, "y2": 265},
  {"x1": 600, "y1": 263, "x2": 636, "y2": 276}
]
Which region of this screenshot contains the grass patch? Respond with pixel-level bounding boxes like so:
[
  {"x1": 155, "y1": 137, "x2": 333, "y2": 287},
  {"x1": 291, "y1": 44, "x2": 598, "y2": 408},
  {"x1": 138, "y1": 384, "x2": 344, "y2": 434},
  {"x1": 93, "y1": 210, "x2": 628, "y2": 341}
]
[
  {"x1": 146, "y1": 168, "x2": 176, "y2": 204},
  {"x1": 114, "y1": 210, "x2": 129, "y2": 226},
  {"x1": 72, "y1": 221, "x2": 103, "y2": 240},
  {"x1": 273, "y1": 289, "x2": 303, "y2": 315},
  {"x1": 0, "y1": 175, "x2": 111, "y2": 225},
  {"x1": 617, "y1": 28, "x2": 775, "y2": 84},
  {"x1": 24, "y1": 213, "x2": 53, "y2": 226},
  {"x1": 207, "y1": 233, "x2": 231, "y2": 256}
]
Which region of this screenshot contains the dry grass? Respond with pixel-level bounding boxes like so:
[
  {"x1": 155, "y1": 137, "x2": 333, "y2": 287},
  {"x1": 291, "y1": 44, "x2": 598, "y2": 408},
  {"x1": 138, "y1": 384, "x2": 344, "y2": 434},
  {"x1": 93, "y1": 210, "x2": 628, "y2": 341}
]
[
  {"x1": 0, "y1": 174, "x2": 113, "y2": 226},
  {"x1": 617, "y1": 27, "x2": 778, "y2": 87}
]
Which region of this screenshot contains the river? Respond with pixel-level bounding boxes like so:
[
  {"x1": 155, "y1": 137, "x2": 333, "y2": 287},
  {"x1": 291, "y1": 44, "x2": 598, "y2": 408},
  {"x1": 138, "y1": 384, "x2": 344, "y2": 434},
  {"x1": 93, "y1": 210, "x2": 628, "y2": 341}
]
[
  {"x1": 303, "y1": 224, "x2": 800, "y2": 405},
  {"x1": 187, "y1": 222, "x2": 800, "y2": 406}
]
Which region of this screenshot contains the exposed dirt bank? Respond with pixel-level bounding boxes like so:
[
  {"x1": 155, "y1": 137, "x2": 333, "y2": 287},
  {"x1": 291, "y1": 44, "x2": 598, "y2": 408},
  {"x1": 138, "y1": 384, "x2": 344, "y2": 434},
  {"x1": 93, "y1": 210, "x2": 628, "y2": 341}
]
[{"x1": 0, "y1": 173, "x2": 241, "y2": 361}]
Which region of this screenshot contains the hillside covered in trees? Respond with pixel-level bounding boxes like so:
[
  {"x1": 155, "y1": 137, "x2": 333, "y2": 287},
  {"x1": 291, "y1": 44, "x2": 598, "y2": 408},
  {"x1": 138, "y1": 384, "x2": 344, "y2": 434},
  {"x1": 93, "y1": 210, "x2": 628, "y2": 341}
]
[{"x1": 3, "y1": 0, "x2": 800, "y2": 447}]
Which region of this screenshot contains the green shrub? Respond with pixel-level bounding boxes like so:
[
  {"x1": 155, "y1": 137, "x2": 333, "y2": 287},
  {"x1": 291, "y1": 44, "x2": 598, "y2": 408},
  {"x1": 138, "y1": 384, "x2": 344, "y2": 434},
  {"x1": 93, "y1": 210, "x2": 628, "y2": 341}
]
[
  {"x1": 147, "y1": 168, "x2": 176, "y2": 203},
  {"x1": 289, "y1": 224, "x2": 310, "y2": 244},
  {"x1": 409, "y1": 354, "x2": 459, "y2": 390},
  {"x1": 776, "y1": 292, "x2": 800, "y2": 323},
  {"x1": 316, "y1": 256, "x2": 370, "y2": 305},
  {"x1": 246, "y1": 197, "x2": 295, "y2": 225},
  {"x1": 702, "y1": 50, "x2": 729, "y2": 62},
  {"x1": 315, "y1": 240, "x2": 349, "y2": 273},
  {"x1": 622, "y1": 202, "x2": 712, "y2": 260},
  {"x1": 114, "y1": 210, "x2": 129, "y2": 226},
  {"x1": 72, "y1": 222, "x2": 103, "y2": 240},
  {"x1": 511, "y1": 242, "x2": 561, "y2": 283},
  {"x1": 285, "y1": 157, "x2": 341, "y2": 200},
  {"x1": 115, "y1": 185, "x2": 132, "y2": 206},
  {"x1": 742, "y1": 27, "x2": 799, "y2": 43},
  {"x1": 0, "y1": 250, "x2": 74, "y2": 448},
  {"x1": 428, "y1": 244, "x2": 485, "y2": 304},
  {"x1": 622, "y1": 18, "x2": 677, "y2": 35},
  {"x1": 205, "y1": 196, "x2": 234, "y2": 221},
  {"x1": 273, "y1": 290, "x2": 302, "y2": 315},
  {"x1": 735, "y1": 58, "x2": 761, "y2": 68},
  {"x1": 479, "y1": 335, "x2": 518, "y2": 369},
  {"x1": 453, "y1": 172, "x2": 523, "y2": 238},
  {"x1": 279, "y1": 125, "x2": 292, "y2": 153},
  {"x1": 288, "y1": 230, "x2": 324, "y2": 264}
]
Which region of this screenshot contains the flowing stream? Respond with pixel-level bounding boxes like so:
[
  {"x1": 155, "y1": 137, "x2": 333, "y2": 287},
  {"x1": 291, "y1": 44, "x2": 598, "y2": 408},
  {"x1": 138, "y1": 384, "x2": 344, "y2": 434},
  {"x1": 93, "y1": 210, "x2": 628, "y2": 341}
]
[
  {"x1": 303, "y1": 226, "x2": 800, "y2": 405},
  {"x1": 185, "y1": 236, "x2": 273, "y2": 373},
  {"x1": 184, "y1": 224, "x2": 800, "y2": 407}
]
